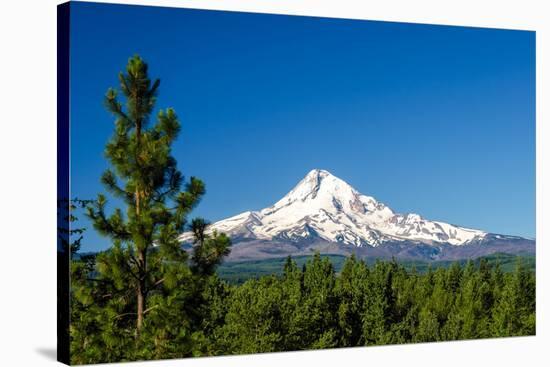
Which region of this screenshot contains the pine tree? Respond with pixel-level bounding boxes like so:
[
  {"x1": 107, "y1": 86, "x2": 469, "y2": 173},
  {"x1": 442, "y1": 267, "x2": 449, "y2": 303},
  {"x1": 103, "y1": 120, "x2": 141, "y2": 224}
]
[
  {"x1": 415, "y1": 308, "x2": 440, "y2": 342},
  {"x1": 336, "y1": 255, "x2": 368, "y2": 346},
  {"x1": 301, "y1": 253, "x2": 338, "y2": 349},
  {"x1": 85, "y1": 55, "x2": 228, "y2": 338},
  {"x1": 362, "y1": 260, "x2": 398, "y2": 345},
  {"x1": 492, "y1": 259, "x2": 536, "y2": 336}
]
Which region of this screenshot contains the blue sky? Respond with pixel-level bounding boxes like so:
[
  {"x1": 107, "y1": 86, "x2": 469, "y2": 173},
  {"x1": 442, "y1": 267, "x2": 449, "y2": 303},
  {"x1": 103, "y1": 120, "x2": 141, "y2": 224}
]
[{"x1": 70, "y1": 2, "x2": 535, "y2": 252}]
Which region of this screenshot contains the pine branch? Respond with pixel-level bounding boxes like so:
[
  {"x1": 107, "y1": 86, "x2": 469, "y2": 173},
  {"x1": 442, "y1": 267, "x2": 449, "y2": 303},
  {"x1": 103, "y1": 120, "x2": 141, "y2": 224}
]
[
  {"x1": 86, "y1": 196, "x2": 132, "y2": 241},
  {"x1": 101, "y1": 170, "x2": 133, "y2": 203},
  {"x1": 143, "y1": 305, "x2": 159, "y2": 315}
]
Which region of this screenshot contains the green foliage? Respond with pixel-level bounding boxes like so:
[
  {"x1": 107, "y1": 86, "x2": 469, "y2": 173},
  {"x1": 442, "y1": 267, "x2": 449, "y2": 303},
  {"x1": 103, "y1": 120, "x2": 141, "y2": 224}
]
[
  {"x1": 212, "y1": 253, "x2": 534, "y2": 356},
  {"x1": 216, "y1": 253, "x2": 536, "y2": 284},
  {"x1": 491, "y1": 259, "x2": 536, "y2": 336},
  {"x1": 57, "y1": 198, "x2": 95, "y2": 255},
  {"x1": 72, "y1": 249, "x2": 535, "y2": 363},
  {"x1": 70, "y1": 56, "x2": 231, "y2": 364},
  {"x1": 336, "y1": 255, "x2": 368, "y2": 346}
]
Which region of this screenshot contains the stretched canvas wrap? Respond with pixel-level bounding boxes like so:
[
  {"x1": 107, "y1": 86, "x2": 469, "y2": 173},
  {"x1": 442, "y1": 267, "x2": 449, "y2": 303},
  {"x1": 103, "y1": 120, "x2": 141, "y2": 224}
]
[{"x1": 57, "y1": 1, "x2": 536, "y2": 365}]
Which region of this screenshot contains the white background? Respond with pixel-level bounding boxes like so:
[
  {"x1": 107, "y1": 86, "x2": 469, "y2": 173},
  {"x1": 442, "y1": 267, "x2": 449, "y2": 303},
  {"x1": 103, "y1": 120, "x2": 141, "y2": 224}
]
[{"x1": 0, "y1": 0, "x2": 547, "y2": 366}]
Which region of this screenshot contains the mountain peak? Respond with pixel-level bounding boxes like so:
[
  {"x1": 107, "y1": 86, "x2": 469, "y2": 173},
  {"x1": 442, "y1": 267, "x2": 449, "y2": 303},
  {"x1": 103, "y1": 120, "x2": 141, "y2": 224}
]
[
  {"x1": 281, "y1": 168, "x2": 355, "y2": 207},
  {"x1": 180, "y1": 170, "x2": 488, "y2": 248},
  {"x1": 301, "y1": 169, "x2": 335, "y2": 192},
  {"x1": 305, "y1": 168, "x2": 332, "y2": 179}
]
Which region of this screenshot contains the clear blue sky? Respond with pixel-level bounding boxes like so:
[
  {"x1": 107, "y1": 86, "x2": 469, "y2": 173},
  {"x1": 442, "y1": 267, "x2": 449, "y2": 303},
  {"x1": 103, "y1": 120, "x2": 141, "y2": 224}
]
[{"x1": 69, "y1": 2, "x2": 535, "y2": 252}]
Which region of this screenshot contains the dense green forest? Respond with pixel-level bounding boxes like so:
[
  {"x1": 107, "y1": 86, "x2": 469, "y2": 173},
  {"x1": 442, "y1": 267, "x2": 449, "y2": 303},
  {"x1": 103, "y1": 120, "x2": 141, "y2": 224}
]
[
  {"x1": 68, "y1": 56, "x2": 536, "y2": 364},
  {"x1": 71, "y1": 252, "x2": 535, "y2": 364}
]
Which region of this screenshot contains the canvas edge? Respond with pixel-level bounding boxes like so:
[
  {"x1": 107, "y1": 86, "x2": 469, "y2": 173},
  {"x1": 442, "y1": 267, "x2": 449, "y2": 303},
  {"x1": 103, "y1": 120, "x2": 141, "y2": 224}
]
[{"x1": 57, "y1": 1, "x2": 71, "y2": 365}]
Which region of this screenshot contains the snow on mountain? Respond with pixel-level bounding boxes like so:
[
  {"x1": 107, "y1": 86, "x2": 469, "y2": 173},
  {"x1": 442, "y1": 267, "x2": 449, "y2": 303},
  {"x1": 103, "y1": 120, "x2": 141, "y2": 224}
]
[{"x1": 179, "y1": 169, "x2": 487, "y2": 247}]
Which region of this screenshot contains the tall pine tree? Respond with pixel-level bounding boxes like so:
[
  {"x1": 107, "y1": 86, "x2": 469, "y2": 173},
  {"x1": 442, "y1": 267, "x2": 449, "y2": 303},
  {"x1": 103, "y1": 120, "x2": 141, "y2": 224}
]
[{"x1": 86, "y1": 55, "x2": 229, "y2": 337}]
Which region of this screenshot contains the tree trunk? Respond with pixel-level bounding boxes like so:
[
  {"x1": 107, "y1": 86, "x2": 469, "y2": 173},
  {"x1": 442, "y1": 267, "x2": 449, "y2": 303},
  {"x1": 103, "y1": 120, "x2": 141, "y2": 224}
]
[
  {"x1": 135, "y1": 106, "x2": 145, "y2": 335},
  {"x1": 136, "y1": 282, "x2": 144, "y2": 333},
  {"x1": 136, "y1": 249, "x2": 146, "y2": 334}
]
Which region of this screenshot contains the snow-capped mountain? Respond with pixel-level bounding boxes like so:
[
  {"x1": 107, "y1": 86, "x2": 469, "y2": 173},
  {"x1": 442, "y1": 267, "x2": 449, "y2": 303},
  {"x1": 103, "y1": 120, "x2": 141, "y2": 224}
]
[
  {"x1": 180, "y1": 169, "x2": 535, "y2": 261},
  {"x1": 180, "y1": 169, "x2": 489, "y2": 247}
]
